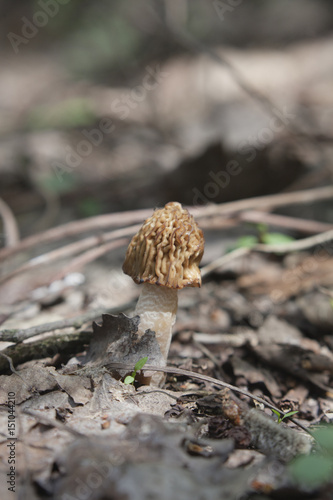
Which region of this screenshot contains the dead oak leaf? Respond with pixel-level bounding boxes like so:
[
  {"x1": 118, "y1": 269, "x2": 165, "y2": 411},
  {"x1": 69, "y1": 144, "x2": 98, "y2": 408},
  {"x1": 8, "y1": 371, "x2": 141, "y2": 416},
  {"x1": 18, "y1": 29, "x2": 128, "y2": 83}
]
[
  {"x1": 85, "y1": 313, "x2": 165, "y2": 378},
  {"x1": 0, "y1": 364, "x2": 58, "y2": 405},
  {"x1": 54, "y1": 373, "x2": 92, "y2": 405}
]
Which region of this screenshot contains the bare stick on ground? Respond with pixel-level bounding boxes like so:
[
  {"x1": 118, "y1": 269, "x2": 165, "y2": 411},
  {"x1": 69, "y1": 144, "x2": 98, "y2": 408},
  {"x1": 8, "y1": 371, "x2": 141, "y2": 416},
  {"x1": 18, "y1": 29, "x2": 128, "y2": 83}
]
[
  {"x1": 0, "y1": 197, "x2": 20, "y2": 247},
  {"x1": 0, "y1": 301, "x2": 134, "y2": 343},
  {"x1": 1, "y1": 186, "x2": 332, "y2": 261}
]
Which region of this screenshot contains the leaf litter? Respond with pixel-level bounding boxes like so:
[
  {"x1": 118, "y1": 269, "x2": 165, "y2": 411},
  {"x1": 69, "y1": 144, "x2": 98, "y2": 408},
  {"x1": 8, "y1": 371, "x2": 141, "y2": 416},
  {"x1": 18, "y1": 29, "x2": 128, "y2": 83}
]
[{"x1": 0, "y1": 284, "x2": 331, "y2": 499}]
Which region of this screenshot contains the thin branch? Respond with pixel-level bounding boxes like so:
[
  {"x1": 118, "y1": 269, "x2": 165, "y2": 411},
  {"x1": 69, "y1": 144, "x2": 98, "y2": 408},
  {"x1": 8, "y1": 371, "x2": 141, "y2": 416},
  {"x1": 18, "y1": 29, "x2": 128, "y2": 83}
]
[
  {"x1": 0, "y1": 351, "x2": 22, "y2": 376},
  {"x1": 0, "y1": 301, "x2": 134, "y2": 343},
  {"x1": 0, "y1": 352, "x2": 30, "y2": 387},
  {"x1": 201, "y1": 228, "x2": 333, "y2": 277},
  {"x1": 201, "y1": 247, "x2": 250, "y2": 278},
  {"x1": 191, "y1": 185, "x2": 333, "y2": 219},
  {"x1": 193, "y1": 339, "x2": 221, "y2": 366},
  {"x1": 0, "y1": 209, "x2": 151, "y2": 261},
  {"x1": 0, "y1": 225, "x2": 140, "y2": 284},
  {"x1": 1, "y1": 186, "x2": 332, "y2": 262},
  {"x1": 239, "y1": 210, "x2": 333, "y2": 234},
  {"x1": 0, "y1": 330, "x2": 93, "y2": 374},
  {"x1": 52, "y1": 238, "x2": 129, "y2": 281},
  {"x1": 106, "y1": 362, "x2": 309, "y2": 433},
  {"x1": 166, "y1": 24, "x2": 281, "y2": 122},
  {"x1": 163, "y1": 21, "x2": 328, "y2": 150},
  {"x1": 0, "y1": 197, "x2": 20, "y2": 247},
  {"x1": 254, "y1": 227, "x2": 333, "y2": 254}
]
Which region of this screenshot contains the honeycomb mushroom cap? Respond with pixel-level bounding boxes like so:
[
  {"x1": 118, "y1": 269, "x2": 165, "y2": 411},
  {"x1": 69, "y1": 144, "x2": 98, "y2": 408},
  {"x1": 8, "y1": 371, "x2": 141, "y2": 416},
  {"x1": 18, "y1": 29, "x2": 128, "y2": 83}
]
[{"x1": 122, "y1": 202, "x2": 204, "y2": 289}]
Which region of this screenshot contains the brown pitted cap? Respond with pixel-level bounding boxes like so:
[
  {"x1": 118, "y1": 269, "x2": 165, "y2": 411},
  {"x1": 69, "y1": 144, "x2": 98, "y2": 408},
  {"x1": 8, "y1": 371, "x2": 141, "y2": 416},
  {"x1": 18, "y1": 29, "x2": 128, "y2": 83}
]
[{"x1": 122, "y1": 202, "x2": 204, "y2": 289}]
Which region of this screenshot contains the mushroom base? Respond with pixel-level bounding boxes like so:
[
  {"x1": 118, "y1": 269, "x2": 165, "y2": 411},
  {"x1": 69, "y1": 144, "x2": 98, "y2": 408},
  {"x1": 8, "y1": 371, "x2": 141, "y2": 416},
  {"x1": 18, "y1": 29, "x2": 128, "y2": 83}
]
[{"x1": 135, "y1": 284, "x2": 178, "y2": 363}]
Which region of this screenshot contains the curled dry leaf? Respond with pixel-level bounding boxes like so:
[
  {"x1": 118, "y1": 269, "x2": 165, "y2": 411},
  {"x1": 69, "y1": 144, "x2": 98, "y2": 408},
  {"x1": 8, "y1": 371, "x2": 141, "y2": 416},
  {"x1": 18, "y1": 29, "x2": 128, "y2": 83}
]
[{"x1": 85, "y1": 313, "x2": 165, "y2": 380}]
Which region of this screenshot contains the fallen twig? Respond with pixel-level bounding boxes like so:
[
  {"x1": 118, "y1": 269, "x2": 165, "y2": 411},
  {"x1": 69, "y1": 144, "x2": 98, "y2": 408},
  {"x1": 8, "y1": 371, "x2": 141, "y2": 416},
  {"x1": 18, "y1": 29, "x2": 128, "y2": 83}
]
[
  {"x1": 164, "y1": 22, "x2": 282, "y2": 122},
  {"x1": 0, "y1": 302, "x2": 134, "y2": 343},
  {"x1": 0, "y1": 330, "x2": 92, "y2": 373},
  {"x1": 106, "y1": 362, "x2": 310, "y2": 433},
  {"x1": 254, "y1": 227, "x2": 333, "y2": 253},
  {"x1": 52, "y1": 238, "x2": 129, "y2": 281},
  {"x1": 239, "y1": 210, "x2": 333, "y2": 234},
  {"x1": 0, "y1": 351, "x2": 23, "y2": 376},
  {"x1": 201, "y1": 228, "x2": 333, "y2": 277},
  {"x1": 0, "y1": 209, "x2": 151, "y2": 261},
  {"x1": 0, "y1": 227, "x2": 139, "y2": 284},
  {"x1": 192, "y1": 185, "x2": 333, "y2": 219},
  {"x1": 201, "y1": 247, "x2": 250, "y2": 278},
  {"x1": 0, "y1": 197, "x2": 20, "y2": 247},
  {"x1": 1, "y1": 186, "x2": 332, "y2": 262}
]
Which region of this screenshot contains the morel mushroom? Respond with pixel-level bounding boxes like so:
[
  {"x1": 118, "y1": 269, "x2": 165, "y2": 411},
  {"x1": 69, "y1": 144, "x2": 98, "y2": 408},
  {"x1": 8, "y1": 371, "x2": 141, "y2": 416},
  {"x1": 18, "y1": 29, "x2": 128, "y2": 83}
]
[{"x1": 122, "y1": 202, "x2": 204, "y2": 377}]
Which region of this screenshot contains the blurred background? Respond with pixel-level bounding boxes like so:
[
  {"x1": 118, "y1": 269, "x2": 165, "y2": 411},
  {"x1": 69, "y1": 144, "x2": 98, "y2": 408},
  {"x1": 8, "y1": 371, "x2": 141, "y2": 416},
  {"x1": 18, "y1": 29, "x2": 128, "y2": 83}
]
[
  {"x1": 1, "y1": 0, "x2": 333, "y2": 240},
  {"x1": 2, "y1": 5, "x2": 333, "y2": 494}
]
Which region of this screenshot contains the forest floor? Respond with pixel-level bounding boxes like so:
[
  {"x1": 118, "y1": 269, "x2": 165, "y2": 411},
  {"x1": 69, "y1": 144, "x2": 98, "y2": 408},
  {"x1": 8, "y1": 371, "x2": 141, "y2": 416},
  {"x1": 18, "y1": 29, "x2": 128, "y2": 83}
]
[{"x1": 1, "y1": 193, "x2": 333, "y2": 500}]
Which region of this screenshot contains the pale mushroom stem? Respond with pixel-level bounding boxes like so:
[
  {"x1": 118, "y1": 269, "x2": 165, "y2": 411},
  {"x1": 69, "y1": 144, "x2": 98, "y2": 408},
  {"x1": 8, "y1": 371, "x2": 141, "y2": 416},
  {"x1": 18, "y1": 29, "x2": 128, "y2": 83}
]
[{"x1": 134, "y1": 283, "x2": 178, "y2": 362}]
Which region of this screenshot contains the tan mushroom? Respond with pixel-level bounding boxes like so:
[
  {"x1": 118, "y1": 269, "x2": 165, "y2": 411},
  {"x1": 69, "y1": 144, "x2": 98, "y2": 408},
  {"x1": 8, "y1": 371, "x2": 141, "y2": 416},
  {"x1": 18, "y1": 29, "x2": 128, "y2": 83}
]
[{"x1": 122, "y1": 202, "x2": 204, "y2": 380}]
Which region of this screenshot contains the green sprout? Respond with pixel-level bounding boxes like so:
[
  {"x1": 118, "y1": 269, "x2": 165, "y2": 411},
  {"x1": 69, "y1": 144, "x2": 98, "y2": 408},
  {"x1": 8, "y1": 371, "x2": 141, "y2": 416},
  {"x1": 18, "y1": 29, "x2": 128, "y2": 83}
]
[
  {"x1": 271, "y1": 409, "x2": 299, "y2": 423},
  {"x1": 230, "y1": 224, "x2": 295, "y2": 251},
  {"x1": 124, "y1": 357, "x2": 148, "y2": 385}
]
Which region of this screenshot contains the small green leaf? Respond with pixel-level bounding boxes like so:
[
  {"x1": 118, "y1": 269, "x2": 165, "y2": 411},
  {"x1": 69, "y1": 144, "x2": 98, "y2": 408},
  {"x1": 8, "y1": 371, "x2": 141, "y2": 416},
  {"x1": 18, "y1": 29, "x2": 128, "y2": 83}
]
[
  {"x1": 281, "y1": 410, "x2": 299, "y2": 421},
  {"x1": 262, "y1": 232, "x2": 295, "y2": 245},
  {"x1": 123, "y1": 357, "x2": 148, "y2": 385},
  {"x1": 271, "y1": 409, "x2": 281, "y2": 418},
  {"x1": 124, "y1": 375, "x2": 135, "y2": 385},
  {"x1": 233, "y1": 235, "x2": 258, "y2": 250},
  {"x1": 134, "y1": 356, "x2": 148, "y2": 372}
]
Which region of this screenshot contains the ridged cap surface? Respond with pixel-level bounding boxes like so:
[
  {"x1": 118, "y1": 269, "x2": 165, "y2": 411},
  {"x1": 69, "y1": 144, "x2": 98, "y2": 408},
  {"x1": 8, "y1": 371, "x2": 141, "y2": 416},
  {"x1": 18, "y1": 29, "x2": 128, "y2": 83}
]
[{"x1": 122, "y1": 202, "x2": 204, "y2": 289}]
